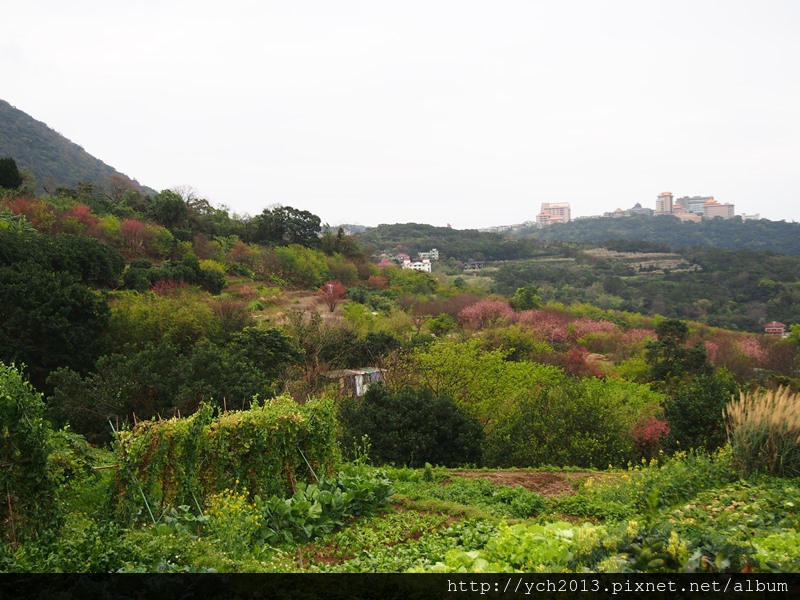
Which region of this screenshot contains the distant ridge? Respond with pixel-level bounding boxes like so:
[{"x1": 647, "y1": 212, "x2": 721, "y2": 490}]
[{"x1": 0, "y1": 98, "x2": 155, "y2": 195}]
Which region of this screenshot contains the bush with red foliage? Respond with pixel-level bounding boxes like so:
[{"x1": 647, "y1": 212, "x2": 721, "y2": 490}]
[
  {"x1": 228, "y1": 239, "x2": 255, "y2": 266},
  {"x1": 631, "y1": 414, "x2": 670, "y2": 459},
  {"x1": 366, "y1": 276, "x2": 388, "y2": 289},
  {"x1": 403, "y1": 294, "x2": 482, "y2": 318},
  {"x1": 704, "y1": 341, "x2": 720, "y2": 365},
  {"x1": 737, "y1": 337, "x2": 767, "y2": 363},
  {"x1": 318, "y1": 280, "x2": 347, "y2": 312},
  {"x1": 59, "y1": 203, "x2": 99, "y2": 236},
  {"x1": 150, "y1": 279, "x2": 190, "y2": 295},
  {"x1": 120, "y1": 218, "x2": 149, "y2": 253},
  {"x1": 6, "y1": 197, "x2": 57, "y2": 233},
  {"x1": 548, "y1": 346, "x2": 605, "y2": 378}
]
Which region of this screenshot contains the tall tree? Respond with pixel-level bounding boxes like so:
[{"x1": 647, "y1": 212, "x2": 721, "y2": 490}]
[
  {"x1": 645, "y1": 318, "x2": 711, "y2": 382},
  {"x1": 0, "y1": 157, "x2": 23, "y2": 190},
  {"x1": 251, "y1": 205, "x2": 321, "y2": 248},
  {"x1": 149, "y1": 189, "x2": 190, "y2": 231}
]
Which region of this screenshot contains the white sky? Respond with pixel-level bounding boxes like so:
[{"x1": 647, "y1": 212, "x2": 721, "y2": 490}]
[{"x1": 3, "y1": 0, "x2": 799, "y2": 229}]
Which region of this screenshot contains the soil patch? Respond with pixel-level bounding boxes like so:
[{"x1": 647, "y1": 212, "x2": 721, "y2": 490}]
[{"x1": 448, "y1": 470, "x2": 608, "y2": 497}]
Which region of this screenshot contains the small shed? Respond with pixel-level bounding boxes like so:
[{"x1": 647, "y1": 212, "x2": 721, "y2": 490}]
[{"x1": 324, "y1": 367, "x2": 385, "y2": 396}]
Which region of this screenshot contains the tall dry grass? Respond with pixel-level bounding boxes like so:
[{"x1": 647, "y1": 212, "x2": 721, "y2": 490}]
[{"x1": 723, "y1": 387, "x2": 800, "y2": 477}]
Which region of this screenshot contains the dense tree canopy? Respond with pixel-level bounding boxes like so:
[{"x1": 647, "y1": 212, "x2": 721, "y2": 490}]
[
  {"x1": 522, "y1": 214, "x2": 800, "y2": 256},
  {"x1": 338, "y1": 384, "x2": 483, "y2": 467},
  {"x1": 148, "y1": 189, "x2": 190, "y2": 232},
  {"x1": 0, "y1": 230, "x2": 123, "y2": 287},
  {"x1": 645, "y1": 319, "x2": 712, "y2": 382},
  {"x1": 354, "y1": 222, "x2": 546, "y2": 262},
  {"x1": 250, "y1": 205, "x2": 322, "y2": 248},
  {"x1": 0, "y1": 264, "x2": 109, "y2": 389},
  {"x1": 491, "y1": 245, "x2": 800, "y2": 331}
]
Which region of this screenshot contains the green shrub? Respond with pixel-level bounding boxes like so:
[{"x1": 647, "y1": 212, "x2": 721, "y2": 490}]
[
  {"x1": 428, "y1": 314, "x2": 457, "y2": 336},
  {"x1": 338, "y1": 385, "x2": 483, "y2": 468},
  {"x1": 485, "y1": 378, "x2": 662, "y2": 468},
  {"x1": 408, "y1": 341, "x2": 663, "y2": 468},
  {"x1": 724, "y1": 387, "x2": 800, "y2": 477},
  {"x1": 407, "y1": 340, "x2": 566, "y2": 426},
  {"x1": 9, "y1": 520, "x2": 139, "y2": 572},
  {"x1": 555, "y1": 448, "x2": 736, "y2": 520},
  {"x1": 0, "y1": 363, "x2": 60, "y2": 545},
  {"x1": 663, "y1": 372, "x2": 739, "y2": 452}
]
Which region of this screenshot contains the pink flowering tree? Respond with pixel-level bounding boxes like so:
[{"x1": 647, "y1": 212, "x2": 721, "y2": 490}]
[
  {"x1": 737, "y1": 337, "x2": 767, "y2": 363},
  {"x1": 515, "y1": 309, "x2": 570, "y2": 344},
  {"x1": 458, "y1": 299, "x2": 514, "y2": 330},
  {"x1": 704, "y1": 341, "x2": 720, "y2": 365},
  {"x1": 318, "y1": 280, "x2": 347, "y2": 312},
  {"x1": 570, "y1": 318, "x2": 620, "y2": 341}
]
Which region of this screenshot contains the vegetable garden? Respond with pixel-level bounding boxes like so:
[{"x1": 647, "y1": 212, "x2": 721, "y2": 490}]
[{"x1": 2, "y1": 362, "x2": 798, "y2": 574}]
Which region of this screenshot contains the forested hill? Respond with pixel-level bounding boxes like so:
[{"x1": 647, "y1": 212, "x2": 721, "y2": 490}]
[
  {"x1": 517, "y1": 215, "x2": 800, "y2": 256},
  {"x1": 355, "y1": 222, "x2": 552, "y2": 261},
  {"x1": 0, "y1": 99, "x2": 153, "y2": 196}
]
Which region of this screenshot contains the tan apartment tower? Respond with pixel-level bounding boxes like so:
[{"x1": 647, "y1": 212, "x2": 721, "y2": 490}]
[
  {"x1": 655, "y1": 192, "x2": 673, "y2": 215},
  {"x1": 703, "y1": 199, "x2": 735, "y2": 219},
  {"x1": 537, "y1": 202, "x2": 571, "y2": 226}
]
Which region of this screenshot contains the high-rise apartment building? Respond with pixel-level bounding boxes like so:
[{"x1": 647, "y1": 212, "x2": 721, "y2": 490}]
[
  {"x1": 655, "y1": 192, "x2": 673, "y2": 215},
  {"x1": 537, "y1": 202, "x2": 571, "y2": 226},
  {"x1": 703, "y1": 199, "x2": 735, "y2": 219},
  {"x1": 676, "y1": 195, "x2": 714, "y2": 215}
]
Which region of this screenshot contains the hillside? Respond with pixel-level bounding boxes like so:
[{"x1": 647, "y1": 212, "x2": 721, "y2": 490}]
[
  {"x1": 354, "y1": 222, "x2": 550, "y2": 262},
  {"x1": 516, "y1": 214, "x2": 800, "y2": 256},
  {"x1": 2, "y1": 190, "x2": 799, "y2": 575},
  {"x1": 0, "y1": 99, "x2": 153, "y2": 196}
]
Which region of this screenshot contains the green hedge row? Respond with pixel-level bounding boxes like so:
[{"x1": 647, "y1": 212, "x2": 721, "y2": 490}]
[{"x1": 114, "y1": 396, "x2": 339, "y2": 520}]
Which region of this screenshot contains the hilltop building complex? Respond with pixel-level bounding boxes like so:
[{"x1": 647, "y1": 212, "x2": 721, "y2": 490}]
[
  {"x1": 654, "y1": 192, "x2": 735, "y2": 220},
  {"x1": 536, "y1": 202, "x2": 571, "y2": 227},
  {"x1": 495, "y1": 190, "x2": 745, "y2": 231}
]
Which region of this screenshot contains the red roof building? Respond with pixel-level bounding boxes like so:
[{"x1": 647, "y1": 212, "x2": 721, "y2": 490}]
[{"x1": 764, "y1": 321, "x2": 786, "y2": 337}]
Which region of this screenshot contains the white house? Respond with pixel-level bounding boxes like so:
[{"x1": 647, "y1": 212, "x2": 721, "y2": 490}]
[
  {"x1": 418, "y1": 248, "x2": 439, "y2": 261},
  {"x1": 402, "y1": 258, "x2": 432, "y2": 272}
]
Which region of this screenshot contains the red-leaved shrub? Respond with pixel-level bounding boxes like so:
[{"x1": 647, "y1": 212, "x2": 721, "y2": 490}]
[
  {"x1": 318, "y1": 280, "x2": 347, "y2": 312},
  {"x1": 150, "y1": 279, "x2": 190, "y2": 295},
  {"x1": 631, "y1": 415, "x2": 670, "y2": 459}
]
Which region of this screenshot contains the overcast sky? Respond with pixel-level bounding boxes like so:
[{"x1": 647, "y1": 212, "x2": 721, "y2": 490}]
[{"x1": 3, "y1": 0, "x2": 799, "y2": 229}]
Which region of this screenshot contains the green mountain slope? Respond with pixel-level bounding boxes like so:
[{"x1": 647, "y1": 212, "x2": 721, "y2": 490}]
[
  {"x1": 517, "y1": 215, "x2": 800, "y2": 256},
  {"x1": 0, "y1": 98, "x2": 154, "y2": 195},
  {"x1": 355, "y1": 222, "x2": 550, "y2": 261}
]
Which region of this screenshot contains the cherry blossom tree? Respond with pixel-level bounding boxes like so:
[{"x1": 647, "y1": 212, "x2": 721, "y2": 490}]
[{"x1": 318, "y1": 280, "x2": 346, "y2": 312}]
